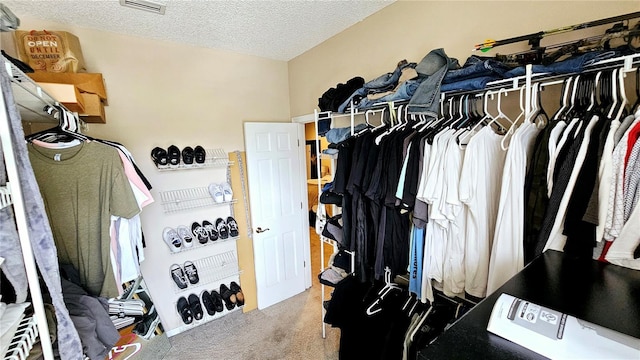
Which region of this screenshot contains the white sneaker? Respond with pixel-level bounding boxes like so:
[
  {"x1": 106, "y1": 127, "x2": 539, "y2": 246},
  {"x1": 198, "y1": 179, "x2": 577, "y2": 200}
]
[
  {"x1": 221, "y1": 182, "x2": 233, "y2": 202},
  {"x1": 208, "y1": 183, "x2": 224, "y2": 203},
  {"x1": 177, "y1": 225, "x2": 194, "y2": 248},
  {"x1": 162, "y1": 227, "x2": 182, "y2": 252}
]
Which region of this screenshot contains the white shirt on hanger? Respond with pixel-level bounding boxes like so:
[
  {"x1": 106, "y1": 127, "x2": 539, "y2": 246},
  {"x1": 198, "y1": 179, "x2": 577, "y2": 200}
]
[
  {"x1": 488, "y1": 118, "x2": 540, "y2": 295},
  {"x1": 459, "y1": 126, "x2": 507, "y2": 298}
]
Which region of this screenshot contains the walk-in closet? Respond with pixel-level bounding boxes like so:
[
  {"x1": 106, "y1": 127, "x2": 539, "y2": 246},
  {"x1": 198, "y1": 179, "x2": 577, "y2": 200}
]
[{"x1": 1, "y1": 1, "x2": 639, "y2": 360}]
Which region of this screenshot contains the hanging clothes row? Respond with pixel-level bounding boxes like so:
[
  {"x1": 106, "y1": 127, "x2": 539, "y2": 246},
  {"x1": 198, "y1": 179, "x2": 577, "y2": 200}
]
[
  {"x1": 325, "y1": 55, "x2": 640, "y2": 310},
  {"x1": 25, "y1": 105, "x2": 154, "y2": 299}
]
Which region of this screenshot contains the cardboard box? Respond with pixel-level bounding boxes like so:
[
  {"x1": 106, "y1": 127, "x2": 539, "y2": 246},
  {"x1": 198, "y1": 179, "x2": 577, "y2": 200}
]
[
  {"x1": 28, "y1": 72, "x2": 108, "y2": 104},
  {"x1": 36, "y1": 82, "x2": 85, "y2": 113},
  {"x1": 79, "y1": 93, "x2": 106, "y2": 124}
]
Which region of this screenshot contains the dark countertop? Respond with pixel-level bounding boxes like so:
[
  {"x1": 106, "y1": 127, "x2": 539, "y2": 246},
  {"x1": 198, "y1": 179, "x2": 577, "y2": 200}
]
[{"x1": 417, "y1": 250, "x2": 640, "y2": 360}]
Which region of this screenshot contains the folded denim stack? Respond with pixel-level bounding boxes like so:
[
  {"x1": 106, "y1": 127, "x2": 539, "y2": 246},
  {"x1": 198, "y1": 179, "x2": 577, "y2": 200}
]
[
  {"x1": 440, "y1": 55, "x2": 511, "y2": 92},
  {"x1": 338, "y1": 59, "x2": 418, "y2": 113}
]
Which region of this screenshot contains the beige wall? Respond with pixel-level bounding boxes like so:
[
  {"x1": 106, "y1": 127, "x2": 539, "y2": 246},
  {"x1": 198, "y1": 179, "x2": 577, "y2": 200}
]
[
  {"x1": 288, "y1": 1, "x2": 640, "y2": 117},
  {"x1": 2, "y1": 14, "x2": 290, "y2": 332}
]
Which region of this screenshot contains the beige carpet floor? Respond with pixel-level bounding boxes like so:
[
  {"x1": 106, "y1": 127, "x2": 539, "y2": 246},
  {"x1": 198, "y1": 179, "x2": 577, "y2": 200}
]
[{"x1": 152, "y1": 229, "x2": 341, "y2": 360}]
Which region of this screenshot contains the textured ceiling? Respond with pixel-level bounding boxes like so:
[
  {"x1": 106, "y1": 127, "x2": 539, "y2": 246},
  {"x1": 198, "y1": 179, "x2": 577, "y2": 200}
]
[{"x1": 2, "y1": 0, "x2": 394, "y2": 61}]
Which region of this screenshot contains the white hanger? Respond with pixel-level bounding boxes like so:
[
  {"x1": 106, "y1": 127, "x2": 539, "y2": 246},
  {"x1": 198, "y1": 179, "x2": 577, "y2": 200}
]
[
  {"x1": 606, "y1": 69, "x2": 619, "y2": 120},
  {"x1": 566, "y1": 74, "x2": 581, "y2": 119},
  {"x1": 375, "y1": 103, "x2": 399, "y2": 145},
  {"x1": 366, "y1": 267, "x2": 401, "y2": 315},
  {"x1": 374, "y1": 107, "x2": 387, "y2": 130},
  {"x1": 457, "y1": 91, "x2": 494, "y2": 147},
  {"x1": 498, "y1": 87, "x2": 521, "y2": 150},
  {"x1": 613, "y1": 66, "x2": 629, "y2": 121},
  {"x1": 551, "y1": 77, "x2": 574, "y2": 121}
]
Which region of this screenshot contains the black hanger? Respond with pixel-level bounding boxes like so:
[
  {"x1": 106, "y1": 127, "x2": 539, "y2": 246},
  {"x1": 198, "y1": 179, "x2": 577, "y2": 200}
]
[{"x1": 25, "y1": 105, "x2": 88, "y2": 143}]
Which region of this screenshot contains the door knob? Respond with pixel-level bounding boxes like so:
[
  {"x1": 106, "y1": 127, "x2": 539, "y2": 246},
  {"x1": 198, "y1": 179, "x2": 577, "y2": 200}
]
[{"x1": 256, "y1": 227, "x2": 270, "y2": 233}]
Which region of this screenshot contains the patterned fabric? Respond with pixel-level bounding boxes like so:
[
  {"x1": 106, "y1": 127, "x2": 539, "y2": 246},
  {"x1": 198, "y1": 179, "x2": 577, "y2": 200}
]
[
  {"x1": 623, "y1": 138, "x2": 640, "y2": 221},
  {"x1": 605, "y1": 119, "x2": 640, "y2": 240}
]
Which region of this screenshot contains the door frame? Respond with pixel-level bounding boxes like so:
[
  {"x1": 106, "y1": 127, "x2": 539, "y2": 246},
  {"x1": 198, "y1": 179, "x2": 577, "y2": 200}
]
[{"x1": 292, "y1": 115, "x2": 318, "y2": 291}]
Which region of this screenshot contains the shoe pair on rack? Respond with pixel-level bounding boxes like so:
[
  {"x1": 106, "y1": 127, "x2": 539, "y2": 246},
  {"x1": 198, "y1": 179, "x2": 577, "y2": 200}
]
[
  {"x1": 191, "y1": 221, "x2": 218, "y2": 243},
  {"x1": 208, "y1": 182, "x2": 233, "y2": 203},
  {"x1": 179, "y1": 145, "x2": 206, "y2": 166},
  {"x1": 170, "y1": 261, "x2": 199, "y2": 290},
  {"x1": 163, "y1": 226, "x2": 194, "y2": 252},
  {"x1": 219, "y1": 281, "x2": 245, "y2": 310},
  {"x1": 176, "y1": 294, "x2": 204, "y2": 325},
  {"x1": 201, "y1": 289, "x2": 225, "y2": 316},
  {"x1": 151, "y1": 145, "x2": 206, "y2": 168}
]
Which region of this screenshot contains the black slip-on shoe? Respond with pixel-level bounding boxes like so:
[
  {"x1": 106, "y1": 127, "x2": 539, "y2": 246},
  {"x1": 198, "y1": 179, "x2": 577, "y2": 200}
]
[
  {"x1": 167, "y1": 145, "x2": 181, "y2": 166},
  {"x1": 194, "y1": 145, "x2": 206, "y2": 164},
  {"x1": 201, "y1": 291, "x2": 216, "y2": 316},
  {"x1": 151, "y1": 147, "x2": 168, "y2": 168},
  {"x1": 211, "y1": 290, "x2": 224, "y2": 313},
  {"x1": 177, "y1": 297, "x2": 193, "y2": 324},
  {"x1": 219, "y1": 284, "x2": 237, "y2": 310},
  {"x1": 182, "y1": 146, "x2": 194, "y2": 165},
  {"x1": 188, "y1": 293, "x2": 203, "y2": 321}
]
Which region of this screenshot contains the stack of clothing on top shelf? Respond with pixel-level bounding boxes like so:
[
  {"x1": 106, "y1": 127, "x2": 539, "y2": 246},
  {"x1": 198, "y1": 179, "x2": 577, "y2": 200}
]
[
  {"x1": 441, "y1": 46, "x2": 633, "y2": 93},
  {"x1": 337, "y1": 59, "x2": 417, "y2": 113},
  {"x1": 336, "y1": 48, "x2": 460, "y2": 117}
]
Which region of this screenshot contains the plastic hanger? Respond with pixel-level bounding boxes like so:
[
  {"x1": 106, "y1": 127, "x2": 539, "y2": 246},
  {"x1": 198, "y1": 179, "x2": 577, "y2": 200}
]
[
  {"x1": 530, "y1": 82, "x2": 550, "y2": 129},
  {"x1": 451, "y1": 95, "x2": 469, "y2": 129},
  {"x1": 550, "y1": 77, "x2": 573, "y2": 121},
  {"x1": 605, "y1": 69, "x2": 619, "y2": 119},
  {"x1": 365, "y1": 267, "x2": 401, "y2": 315},
  {"x1": 632, "y1": 66, "x2": 640, "y2": 112},
  {"x1": 457, "y1": 91, "x2": 495, "y2": 147},
  {"x1": 354, "y1": 109, "x2": 376, "y2": 137},
  {"x1": 586, "y1": 71, "x2": 601, "y2": 112},
  {"x1": 494, "y1": 87, "x2": 518, "y2": 150},
  {"x1": 613, "y1": 66, "x2": 629, "y2": 121},
  {"x1": 375, "y1": 103, "x2": 399, "y2": 145},
  {"x1": 26, "y1": 105, "x2": 88, "y2": 144},
  {"x1": 564, "y1": 74, "x2": 581, "y2": 121}
]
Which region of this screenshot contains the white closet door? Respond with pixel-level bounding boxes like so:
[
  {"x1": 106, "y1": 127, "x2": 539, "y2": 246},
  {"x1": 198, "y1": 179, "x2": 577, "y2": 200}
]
[{"x1": 244, "y1": 122, "x2": 308, "y2": 309}]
